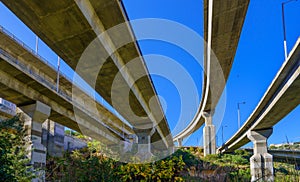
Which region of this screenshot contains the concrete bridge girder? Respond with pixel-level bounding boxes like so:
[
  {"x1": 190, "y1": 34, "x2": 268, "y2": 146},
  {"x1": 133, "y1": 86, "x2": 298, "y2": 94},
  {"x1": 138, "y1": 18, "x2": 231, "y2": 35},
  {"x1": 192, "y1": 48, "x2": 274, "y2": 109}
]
[
  {"x1": 0, "y1": 0, "x2": 173, "y2": 150},
  {"x1": 0, "y1": 62, "x2": 121, "y2": 145}
]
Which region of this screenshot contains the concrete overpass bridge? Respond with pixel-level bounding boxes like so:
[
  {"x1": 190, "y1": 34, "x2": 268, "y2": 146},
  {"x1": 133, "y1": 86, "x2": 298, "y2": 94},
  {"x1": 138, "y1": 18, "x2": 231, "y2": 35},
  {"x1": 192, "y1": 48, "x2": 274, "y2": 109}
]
[
  {"x1": 218, "y1": 38, "x2": 300, "y2": 181},
  {"x1": 0, "y1": 24, "x2": 141, "y2": 179},
  {"x1": 0, "y1": 25, "x2": 134, "y2": 142},
  {"x1": 269, "y1": 149, "x2": 300, "y2": 167},
  {"x1": 244, "y1": 148, "x2": 300, "y2": 167},
  {"x1": 174, "y1": 0, "x2": 250, "y2": 156},
  {"x1": 1, "y1": 0, "x2": 173, "y2": 155}
]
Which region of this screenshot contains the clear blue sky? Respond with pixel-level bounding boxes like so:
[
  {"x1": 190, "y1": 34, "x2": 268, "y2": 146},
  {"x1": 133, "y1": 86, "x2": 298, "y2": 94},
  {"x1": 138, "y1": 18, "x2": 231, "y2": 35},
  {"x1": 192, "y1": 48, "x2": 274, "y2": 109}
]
[
  {"x1": 122, "y1": 0, "x2": 300, "y2": 147},
  {"x1": 0, "y1": 0, "x2": 299, "y2": 147}
]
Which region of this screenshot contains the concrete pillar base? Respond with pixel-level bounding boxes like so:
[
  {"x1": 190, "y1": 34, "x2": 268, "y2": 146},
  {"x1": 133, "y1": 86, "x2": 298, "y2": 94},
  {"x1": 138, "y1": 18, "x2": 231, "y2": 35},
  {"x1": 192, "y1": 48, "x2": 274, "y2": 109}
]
[
  {"x1": 250, "y1": 153, "x2": 274, "y2": 182},
  {"x1": 177, "y1": 138, "x2": 183, "y2": 147},
  {"x1": 203, "y1": 111, "x2": 216, "y2": 156},
  {"x1": 134, "y1": 128, "x2": 154, "y2": 162},
  {"x1": 247, "y1": 128, "x2": 274, "y2": 182},
  {"x1": 20, "y1": 101, "x2": 51, "y2": 182}
]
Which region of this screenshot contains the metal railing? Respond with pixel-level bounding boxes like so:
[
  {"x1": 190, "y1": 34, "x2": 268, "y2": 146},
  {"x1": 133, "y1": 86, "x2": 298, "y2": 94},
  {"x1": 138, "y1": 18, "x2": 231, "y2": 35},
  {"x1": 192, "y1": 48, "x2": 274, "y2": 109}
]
[
  {"x1": 0, "y1": 25, "x2": 130, "y2": 140},
  {"x1": 0, "y1": 25, "x2": 132, "y2": 132},
  {"x1": 0, "y1": 25, "x2": 69, "y2": 82}
]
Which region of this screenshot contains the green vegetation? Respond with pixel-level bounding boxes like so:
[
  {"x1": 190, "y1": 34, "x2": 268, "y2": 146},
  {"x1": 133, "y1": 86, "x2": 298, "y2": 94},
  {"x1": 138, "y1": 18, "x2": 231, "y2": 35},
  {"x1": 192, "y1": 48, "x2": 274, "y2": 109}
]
[
  {"x1": 0, "y1": 116, "x2": 35, "y2": 182},
  {"x1": 1, "y1": 119, "x2": 299, "y2": 181},
  {"x1": 46, "y1": 140, "x2": 185, "y2": 182},
  {"x1": 46, "y1": 143, "x2": 300, "y2": 181},
  {"x1": 185, "y1": 148, "x2": 251, "y2": 181},
  {"x1": 269, "y1": 143, "x2": 300, "y2": 150},
  {"x1": 46, "y1": 143, "x2": 253, "y2": 181},
  {"x1": 274, "y1": 162, "x2": 300, "y2": 181}
]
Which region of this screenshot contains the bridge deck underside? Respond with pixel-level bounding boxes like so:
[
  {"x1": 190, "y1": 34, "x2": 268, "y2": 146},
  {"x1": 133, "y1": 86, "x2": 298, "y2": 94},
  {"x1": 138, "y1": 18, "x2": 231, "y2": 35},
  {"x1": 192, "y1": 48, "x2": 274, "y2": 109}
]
[
  {"x1": 0, "y1": 29, "x2": 134, "y2": 135},
  {"x1": 203, "y1": 0, "x2": 249, "y2": 111},
  {"x1": 178, "y1": 0, "x2": 249, "y2": 137},
  {"x1": 221, "y1": 40, "x2": 300, "y2": 152},
  {"x1": 0, "y1": 52, "x2": 124, "y2": 145},
  {"x1": 1, "y1": 0, "x2": 172, "y2": 146}
]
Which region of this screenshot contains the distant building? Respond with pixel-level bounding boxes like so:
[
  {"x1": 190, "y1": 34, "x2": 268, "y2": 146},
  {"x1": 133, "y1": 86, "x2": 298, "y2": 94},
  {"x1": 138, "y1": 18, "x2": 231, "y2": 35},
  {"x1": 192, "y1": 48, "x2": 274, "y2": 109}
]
[
  {"x1": 0, "y1": 98, "x2": 88, "y2": 157},
  {"x1": 41, "y1": 121, "x2": 88, "y2": 156},
  {"x1": 0, "y1": 98, "x2": 16, "y2": 120}
]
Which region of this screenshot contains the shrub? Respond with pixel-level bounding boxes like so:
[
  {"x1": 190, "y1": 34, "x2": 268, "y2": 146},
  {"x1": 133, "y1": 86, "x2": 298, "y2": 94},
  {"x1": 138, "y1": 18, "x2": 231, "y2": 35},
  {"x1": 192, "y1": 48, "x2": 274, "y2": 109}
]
[{"x1": 0, "y1": 116, "x2": 35, "y2": 182}]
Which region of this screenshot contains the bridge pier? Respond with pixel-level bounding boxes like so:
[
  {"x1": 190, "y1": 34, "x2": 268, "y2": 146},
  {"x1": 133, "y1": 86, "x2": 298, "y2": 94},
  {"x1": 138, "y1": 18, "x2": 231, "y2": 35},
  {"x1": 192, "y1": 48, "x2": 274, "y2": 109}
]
[
  {"x1": 203, "y1": 111, "x2": 216, "y2": 156},
  {"x1": 177, "y1": 138, "x2": 183, "y2": 147},
  {"x1": 247, "y1": 128, "x2": 274, "y2": 182},
  {"x1": 134, "y1": 128, "x2": 155, "y2": 162},
  {"x1": 20, "y1": 101, "x2": 51, "y2": 182}
]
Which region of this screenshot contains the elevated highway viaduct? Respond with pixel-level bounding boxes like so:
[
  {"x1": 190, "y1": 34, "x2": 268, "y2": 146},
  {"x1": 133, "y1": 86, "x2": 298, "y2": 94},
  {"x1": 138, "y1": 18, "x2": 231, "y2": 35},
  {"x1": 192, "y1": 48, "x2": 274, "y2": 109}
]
[
  {"x1": 244, "y1": 149, "x2": 300, "y2": 168},
  {"x1": 1, "y1": 0, "x2": 173, "y2": 155},
  {"x1": 0, "y1": 25, "x2": 136, "y2": 176},
  {"x1": 218, "y1": 38, "x2": 300, "y2": 181},
  {"x1": 174, "y1": 0, "x2": 250, "y2": 156}
]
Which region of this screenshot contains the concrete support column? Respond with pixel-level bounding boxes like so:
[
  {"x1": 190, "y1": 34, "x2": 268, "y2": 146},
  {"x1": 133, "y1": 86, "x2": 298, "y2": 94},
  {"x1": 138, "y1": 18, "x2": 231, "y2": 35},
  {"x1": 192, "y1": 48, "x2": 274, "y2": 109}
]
[
  {"x1": 177, "y1": 138, "x2": 183, "y2": 147},
  {"x1": 247, "y1": 128, "x2": 274, "y2": 182},
  {"x1": 134, "y1": 128, "x2": 155, "y2": 162},
  {"x1": 21, "y1": 101, "x2": 51, "y2": 182},
  {"x1": 203, "y1": 111, "x2": 216, "y2": 156}
]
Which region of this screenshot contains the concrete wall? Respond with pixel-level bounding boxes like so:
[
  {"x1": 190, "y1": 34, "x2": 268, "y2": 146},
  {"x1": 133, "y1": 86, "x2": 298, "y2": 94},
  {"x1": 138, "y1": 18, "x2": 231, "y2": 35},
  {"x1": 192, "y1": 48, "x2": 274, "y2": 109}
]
[
  {"x1": 42, "y1": 120, "x2": 65, "y2": 157},
  {"x1": 64, "y1": 135, "x2": 87, "y2": 151}
]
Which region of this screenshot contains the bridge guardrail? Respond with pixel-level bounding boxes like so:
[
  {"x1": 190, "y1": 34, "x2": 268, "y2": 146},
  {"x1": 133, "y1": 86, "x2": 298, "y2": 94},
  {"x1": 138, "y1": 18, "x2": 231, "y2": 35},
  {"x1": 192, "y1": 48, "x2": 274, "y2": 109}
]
[
  {"x1": 0, "y1": 25, "x2": 132, "y2": 138},
  {"x1": 0, "y1": 25, "x2": 132, "y2": 135},
  {"x1": 0, "y1": 47, "x2": 126, "y2": 140}
]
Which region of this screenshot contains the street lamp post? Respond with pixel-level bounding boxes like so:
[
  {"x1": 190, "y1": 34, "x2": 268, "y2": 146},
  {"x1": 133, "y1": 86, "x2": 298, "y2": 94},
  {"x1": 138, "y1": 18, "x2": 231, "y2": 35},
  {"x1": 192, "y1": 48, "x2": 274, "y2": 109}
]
[
  {"x1": 56, "y1": 56, "x2": 60, "y2": 93},
  {"x1": 237, "y1": 102, "x2": 246, "y2": 129},
  {"x1": 35, "y1": 36, "x2": 39, "y2": 54},
  {"x1": 282, "y1": 0, "x2": 297, "y2": 60},
  {"x1": 222, "y1": 125, "x2": 227, "y2": 146}
]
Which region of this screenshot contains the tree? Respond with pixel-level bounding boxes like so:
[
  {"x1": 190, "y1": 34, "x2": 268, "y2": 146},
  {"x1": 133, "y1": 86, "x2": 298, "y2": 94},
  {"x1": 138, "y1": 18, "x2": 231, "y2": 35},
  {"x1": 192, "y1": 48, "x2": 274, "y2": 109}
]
[{"x1": 0, "y1": 116, "x2": 35, "y2": 182}]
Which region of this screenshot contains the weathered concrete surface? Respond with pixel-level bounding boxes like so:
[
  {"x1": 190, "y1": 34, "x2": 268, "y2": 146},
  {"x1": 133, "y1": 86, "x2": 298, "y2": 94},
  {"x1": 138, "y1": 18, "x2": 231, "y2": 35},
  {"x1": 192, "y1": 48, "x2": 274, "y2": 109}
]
[
  {"x1": 134, "y1": 128, "x2": 155, "y2": 162},
  {"x1": 203, "y1": 0, "x2": 250, "y2": 111},
  {"x1": 0, "y1": 28, "x2": 132, "y2": 146},
  {"x1": 203, "y1": 111, "x2": 216, "y2": 156},
  {"x1": 42, "y1": 120, "x2": 65, "y2": 157},
  {"x1": 174, "y1": 0, "x2": 249, "y2": 142},
  {"x1": 19, "y1": 103, "x2": 51, "y2": 182},
  {"x1": 219, "y1": 38, "x2": 300, "y2": 153},
  {"x1": 64, "y1": 134, "x2": 87, "y2": 151},
  {"x1": 1, "y1": 0, "x2": 172, "y2": 148},
  {"x1": 247, "y1": 128, "x2": 274, "y2": 182},
  {"x1": 244, "y1": 148, "x2": 300, "y2": 165},
  {"x1": 0, "y1": 27, "x2": 133, "y2": 136}
]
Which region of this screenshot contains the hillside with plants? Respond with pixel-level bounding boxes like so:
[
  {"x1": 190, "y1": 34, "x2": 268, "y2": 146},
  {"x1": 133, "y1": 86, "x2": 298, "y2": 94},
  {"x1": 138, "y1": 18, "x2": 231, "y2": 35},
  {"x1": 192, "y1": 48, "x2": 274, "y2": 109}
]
[
  {"x1": 46, "y1": 142, "x2": 254, "y2": 181},
  {"x1": 0, "y1": 117, "x2": 299, "y2": 181},
  {"x1": 0, "y1": 116, "x2": 35, "y2": 182}
]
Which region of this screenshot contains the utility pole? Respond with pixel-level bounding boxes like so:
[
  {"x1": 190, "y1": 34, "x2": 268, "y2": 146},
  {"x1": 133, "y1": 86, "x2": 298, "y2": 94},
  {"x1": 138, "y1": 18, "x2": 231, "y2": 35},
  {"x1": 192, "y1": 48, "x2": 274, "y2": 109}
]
[
  {"x1": 282, "y1": 0, "x2": 298, "y2": 60},
  {"x1": 56, "y1": 56, "x2": 60, "y2": 93},
  {"x1": 237, "y1": 102, "x2": 246, "y2": 129},
  {"x1": 222, "y1": 125, "x2": 227, "y2": 146},
  {"x1": 35, "y1": 36, "x2": 39, "y2": 54}
]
